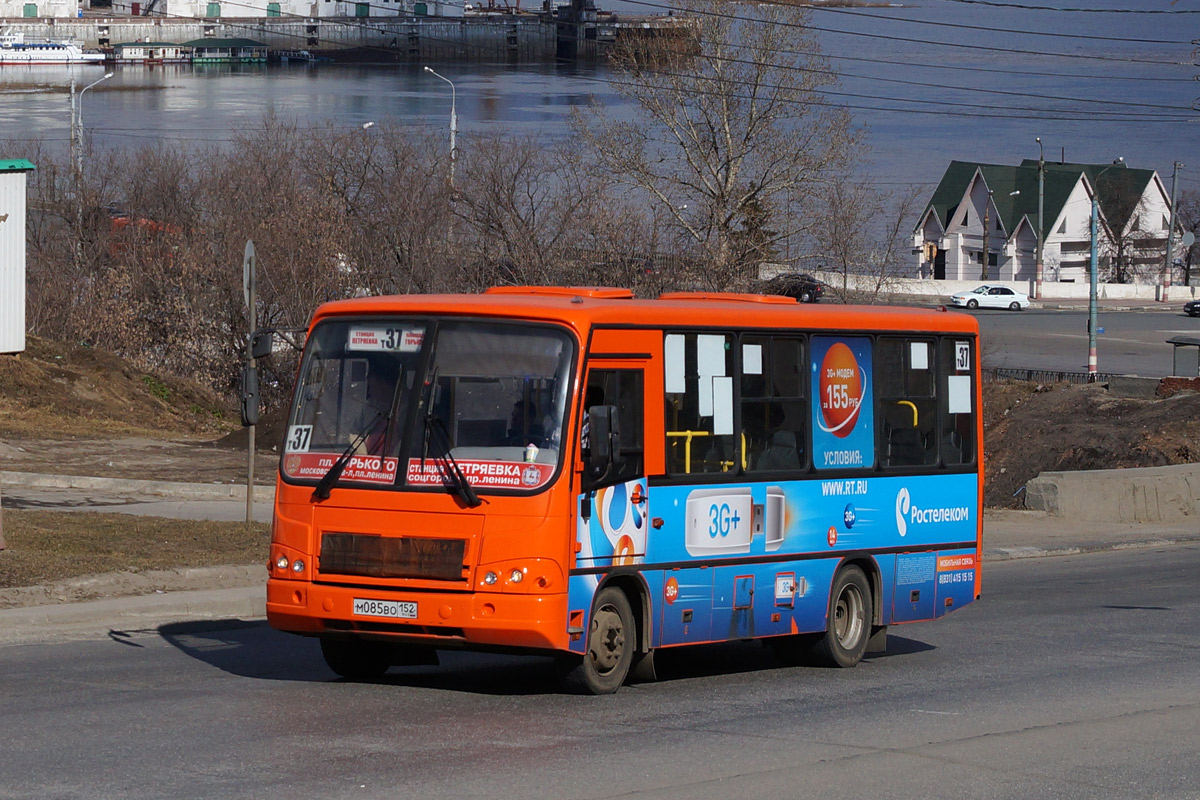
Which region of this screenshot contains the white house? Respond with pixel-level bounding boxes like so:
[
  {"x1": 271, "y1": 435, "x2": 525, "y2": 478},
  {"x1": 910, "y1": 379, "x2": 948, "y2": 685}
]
[{"x1": 915, "y1": 160, "x2": 1181, "y2": 286}]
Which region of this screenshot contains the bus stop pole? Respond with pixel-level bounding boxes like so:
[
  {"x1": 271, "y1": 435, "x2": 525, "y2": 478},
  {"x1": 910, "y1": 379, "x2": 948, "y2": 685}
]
[{"x1": 244, "y1": 241, "x2": 256, "y2": 525}]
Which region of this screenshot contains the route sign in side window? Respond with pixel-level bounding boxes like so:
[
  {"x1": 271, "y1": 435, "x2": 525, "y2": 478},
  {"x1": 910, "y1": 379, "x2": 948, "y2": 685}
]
[{"x1": 939, "y1": 337, "x2": 976, "y2": 466}]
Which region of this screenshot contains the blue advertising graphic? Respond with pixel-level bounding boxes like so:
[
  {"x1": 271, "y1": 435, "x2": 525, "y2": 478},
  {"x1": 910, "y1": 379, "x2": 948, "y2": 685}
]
[
  {"x1": 566, "y1": 471, "x2": 979, "y2": 649},
  {"x1": 810, "y1": 336, "x2": 874, "y2": 471}
]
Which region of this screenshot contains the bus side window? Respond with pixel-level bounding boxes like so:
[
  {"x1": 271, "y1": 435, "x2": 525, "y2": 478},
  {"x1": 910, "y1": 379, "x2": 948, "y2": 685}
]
[
  {"x1": 582, "y1": 369, "x2": 644, "y2": 490},
  {"x1": 742, "y1": 336, "x2": 807, "y2": 474},
  {"x1": 664, "y1": 333, "x2": 735, "y2": 475},
  {"x1": 877, "y1": 338, "x2": 938, "y2": 468},
  {"x1": 939, "y1": 338, "x2": 975, "y2": 466}
]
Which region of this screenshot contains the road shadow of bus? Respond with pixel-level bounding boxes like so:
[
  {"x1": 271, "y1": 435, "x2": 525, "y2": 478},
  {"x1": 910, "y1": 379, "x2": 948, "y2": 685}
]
[
  {"x1": 156, "y1": 619, "x2": 568, "y2": 695},
  {"x1": 643, "y1": 634, "x2": 936, "y2": 684},
  {"x1": 156, "y1": 620, "x2": 935, "y2": 695}
]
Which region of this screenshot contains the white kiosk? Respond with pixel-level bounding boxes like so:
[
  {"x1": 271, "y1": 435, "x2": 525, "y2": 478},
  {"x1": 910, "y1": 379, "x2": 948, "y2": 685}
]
[{"x1": 1, "y1": 158, "x2": 35, "y2": 356}]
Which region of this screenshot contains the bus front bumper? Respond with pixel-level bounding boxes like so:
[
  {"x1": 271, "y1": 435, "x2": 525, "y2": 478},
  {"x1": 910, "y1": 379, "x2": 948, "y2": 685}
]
[{"x1": 266, "y1": 578, "x2": 570, "y2": 651}]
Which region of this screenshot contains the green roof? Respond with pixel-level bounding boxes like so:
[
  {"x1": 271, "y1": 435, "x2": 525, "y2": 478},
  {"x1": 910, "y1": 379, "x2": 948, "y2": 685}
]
[
  {"x1": 0, "y1": 159, "x2": 36, "y2": 172},
  {"x1": 922, "y1": 159, "x2": 1155, "y2": 239},
  {"x1": 1020, "y1": 159, "x2": 1155, "y2": 234}
]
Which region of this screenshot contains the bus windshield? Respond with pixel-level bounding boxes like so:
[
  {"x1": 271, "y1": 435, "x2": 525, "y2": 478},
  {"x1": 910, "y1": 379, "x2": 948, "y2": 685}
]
[{"x1": 281, "y1": 318, "x2": 575, "y2": 493}]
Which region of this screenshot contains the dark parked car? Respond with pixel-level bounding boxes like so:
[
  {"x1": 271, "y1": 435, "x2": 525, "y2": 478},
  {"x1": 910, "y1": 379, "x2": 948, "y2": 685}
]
[
  {"x1": 1185, "y1": 300, "x2": 1200, "y2": 317},
  {"x1": 761, "y1": 273, "x2": 824, "y2": 303}
]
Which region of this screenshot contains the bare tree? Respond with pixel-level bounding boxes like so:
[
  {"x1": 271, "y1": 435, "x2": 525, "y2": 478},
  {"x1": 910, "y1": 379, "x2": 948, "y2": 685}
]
[
  {"x1": 805, "y1": 181, "x2": 921, "y2": 303},
  {"x1": 1096, "y1": 170, "x2": 1166, "y2": 284},
  {"x1": 572, "y1": 0, "x2": 864, "y2": 291}
]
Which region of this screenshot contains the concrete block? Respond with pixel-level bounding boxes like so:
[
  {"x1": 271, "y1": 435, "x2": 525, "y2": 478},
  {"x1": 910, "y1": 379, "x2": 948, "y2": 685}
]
[
  {"x1": 1024, "y1": 463, "x2": 1200, "y2": 523},
  {"x1": 1106, "y1": 376, "x2": 1162, "y2": 399}
]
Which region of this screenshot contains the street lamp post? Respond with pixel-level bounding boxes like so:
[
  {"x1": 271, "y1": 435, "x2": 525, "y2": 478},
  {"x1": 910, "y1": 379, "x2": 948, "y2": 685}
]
[
  {"x1": 1088, "y1": 157, "x2": 1124, "y2": 383},
  {"x1": 1035, "y1": 137, "x2": 1045, "y2": 300},
  {"x1": 71, "y1": 71, "x2": 113, "y2": 266},
  {"x1": 74, "y1": 71, "x2": 113, "y2": 182},
  {"x1": 423, "y1": 67, "x2": 457, "y2": 187}
]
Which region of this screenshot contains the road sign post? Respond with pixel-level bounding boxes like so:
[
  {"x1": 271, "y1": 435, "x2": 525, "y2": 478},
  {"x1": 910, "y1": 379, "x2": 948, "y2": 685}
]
[{"x1": 243, "y1": 239, "x2": 256, "y2": 525}]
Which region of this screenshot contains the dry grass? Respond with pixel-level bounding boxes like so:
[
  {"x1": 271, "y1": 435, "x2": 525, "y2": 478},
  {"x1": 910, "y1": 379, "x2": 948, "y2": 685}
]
[{"x1": 0, "y1": 510, "x2": 268, "y2": 590}]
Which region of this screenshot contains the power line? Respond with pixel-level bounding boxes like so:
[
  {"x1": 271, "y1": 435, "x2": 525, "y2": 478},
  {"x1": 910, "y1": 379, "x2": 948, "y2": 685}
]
[
  {"x1": 695, "y1": 39, "x2": 1196, "y2": 114},
  {"x1": 928, "y1": 0, "x2": 1200, "y2": 13},
  {"x1": 812, "y1": 4, "x2": 1193, "y2": 45},
  {"x1": 613, "y1": 0, "x2": 1191, "y2": 66}
]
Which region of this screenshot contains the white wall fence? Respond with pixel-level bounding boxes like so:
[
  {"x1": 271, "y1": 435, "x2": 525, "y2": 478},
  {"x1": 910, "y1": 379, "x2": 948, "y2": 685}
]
[{"x1": 762, "y1": 265, "x2": 1199, "y2": 303}]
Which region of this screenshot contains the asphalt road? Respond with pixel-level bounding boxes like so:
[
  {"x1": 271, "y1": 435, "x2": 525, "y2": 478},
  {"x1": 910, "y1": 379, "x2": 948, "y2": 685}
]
[
  {"x1": 2, "y1": 545, "x2": 1198, "y2": 800},
  {"x1": 974, "y1": 308, "x2": 1200, "y2": 378}
]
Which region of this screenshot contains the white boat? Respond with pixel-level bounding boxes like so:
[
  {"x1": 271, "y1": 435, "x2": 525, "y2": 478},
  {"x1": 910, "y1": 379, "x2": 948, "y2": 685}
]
[{"x1": 0, "y1": 28, "x2": 105, "y2": 65}]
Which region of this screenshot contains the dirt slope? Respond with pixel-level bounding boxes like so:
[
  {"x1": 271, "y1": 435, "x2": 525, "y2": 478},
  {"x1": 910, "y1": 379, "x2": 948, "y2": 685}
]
[
  {"x1": 982, "y1": 381, "x2": 1200, "y2": 508},
  {"x1": 0, "y1": 336, "x2": 236, "y2": 439}
]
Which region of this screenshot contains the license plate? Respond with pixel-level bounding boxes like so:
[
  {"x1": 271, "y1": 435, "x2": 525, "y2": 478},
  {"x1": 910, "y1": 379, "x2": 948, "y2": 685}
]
[{"x1": 352, "y1": 598, "x2": 417, "y2": 619}]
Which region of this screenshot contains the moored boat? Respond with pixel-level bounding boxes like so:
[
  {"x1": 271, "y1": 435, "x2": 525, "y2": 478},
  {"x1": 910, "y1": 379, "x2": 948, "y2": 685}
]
[{"x1": 0, "y1": 28, "x2": 106, "y2": 66}]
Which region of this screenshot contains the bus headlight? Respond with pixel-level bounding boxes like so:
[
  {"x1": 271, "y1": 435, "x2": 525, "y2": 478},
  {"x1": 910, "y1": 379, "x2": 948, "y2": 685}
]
[
  {"x1": 483, "y1": 571, "x2": 498, "y2": 585},
  {"x1": 275, "y1": 555, "x2": 290, "y2": 571},
  {"x1": 292, "y1": 559, "x2": 305, "y2": 573},
  {"x1": 509, "y1": 569, "x2": 524, "y2": 584}
]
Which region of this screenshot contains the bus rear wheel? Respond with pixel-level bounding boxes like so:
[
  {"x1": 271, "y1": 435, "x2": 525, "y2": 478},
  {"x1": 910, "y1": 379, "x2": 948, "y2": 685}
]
[
  {"x1": 320, "y1": 637, "x2": 391, "y2": 680},
  {"x1": 814, "y1": 565, "x2": 873, "y2": 668},
  {"x1": 562, "y1": 587, "x2": 635, "y2": 694}
]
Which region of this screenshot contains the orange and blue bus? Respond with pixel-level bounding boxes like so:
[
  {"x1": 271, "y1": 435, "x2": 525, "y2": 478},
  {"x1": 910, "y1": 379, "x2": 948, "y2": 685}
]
[{"x1": 266, "y1": 287, "x2": 983, "y2": 693}]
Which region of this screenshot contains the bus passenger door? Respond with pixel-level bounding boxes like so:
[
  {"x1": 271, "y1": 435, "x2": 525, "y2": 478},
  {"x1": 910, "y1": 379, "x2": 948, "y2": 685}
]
[
  {"x1": 575, "y1": 364, "x2": 648, "y2": 569},
  {"x1": 566, "y1": 329, "x2": 663, "y2": 657}
]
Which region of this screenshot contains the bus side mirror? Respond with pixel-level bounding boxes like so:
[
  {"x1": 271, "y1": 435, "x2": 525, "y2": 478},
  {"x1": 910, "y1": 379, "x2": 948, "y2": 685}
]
[
  {"x1": 250, "y1": 329, "x2": 274, "y2": 360},
  {"x1": 587, "y1": 405, "x2": 621, "y2": 482},
  {"x1": 240, "y1": 365, "x2": 260, "y2": 427}
]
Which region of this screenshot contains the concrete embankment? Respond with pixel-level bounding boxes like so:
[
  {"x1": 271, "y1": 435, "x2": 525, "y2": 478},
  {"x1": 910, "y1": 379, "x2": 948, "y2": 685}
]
[{"x1": 1025, "y1": 463, "x2": 1200, "y2": 524}]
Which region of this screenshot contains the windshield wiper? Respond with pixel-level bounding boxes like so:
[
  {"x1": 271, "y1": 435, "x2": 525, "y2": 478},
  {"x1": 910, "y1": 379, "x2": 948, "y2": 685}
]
[
  {"x1": 311, "y1": 410, "x2": 383, "y2": 502},
  {"x1": 422, "y1": 414, "x2": 482, "y2": 508}
]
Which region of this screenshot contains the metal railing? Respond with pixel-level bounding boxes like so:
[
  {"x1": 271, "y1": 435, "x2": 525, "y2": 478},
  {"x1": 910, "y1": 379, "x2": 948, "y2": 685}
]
[{"x1": 983, "y1": 367, "x2": 1119, "y2": 385}]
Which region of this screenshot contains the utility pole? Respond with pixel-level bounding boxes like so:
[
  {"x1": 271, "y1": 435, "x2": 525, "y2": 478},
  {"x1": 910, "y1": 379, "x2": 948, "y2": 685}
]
[
  {"x1": 1035, "y1": 137, "x2": 1045, "y2": 299},
  {"x1": 981, "y1": 189, "x2": 992, "y2": 281},
  {"x1": 1162, "y1": 161, "x2": 1182, "y2": 302}
]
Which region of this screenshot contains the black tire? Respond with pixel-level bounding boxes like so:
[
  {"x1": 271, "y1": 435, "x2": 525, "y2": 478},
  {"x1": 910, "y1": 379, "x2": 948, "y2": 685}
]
[
  {"x1": 799, "y1": 290, "x2": 813, "y2": 303},
  {"x1": 1009, "y1": 301, "x2": 1021, "y2": 311},
  {"x1": 966, "y1": 299, "x2": 979, "y2": 309},
  {"x1": 320, "y1": 637, "x2": 391, "y2": 680},
  {"x1": 562, "y1": 587, "x2": 635, "y2": 694},
  {"x1": 813, "y1": 565, "x2": 873, "y2": 668}
]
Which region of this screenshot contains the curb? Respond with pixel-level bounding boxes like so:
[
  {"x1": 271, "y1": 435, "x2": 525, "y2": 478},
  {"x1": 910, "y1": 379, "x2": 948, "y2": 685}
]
[
  {"x1": 0, "y1": 586, "x2": 265, "y2": 645},
  {"x1": 983, "y1": 537, "x2": 1187, "y2": 561},
  {"x1": 0, "y1": 470, "x2": 275, "y2": 502}
]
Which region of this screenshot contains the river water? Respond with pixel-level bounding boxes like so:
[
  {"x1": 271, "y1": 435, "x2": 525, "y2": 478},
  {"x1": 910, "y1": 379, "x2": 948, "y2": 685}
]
[{"x1": 2, "y1": 0, "x2": 1197, "y2": 190}]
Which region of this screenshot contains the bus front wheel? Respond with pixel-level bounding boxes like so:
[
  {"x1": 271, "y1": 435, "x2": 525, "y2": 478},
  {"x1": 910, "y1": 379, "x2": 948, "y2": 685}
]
[
  {"x1": 320, "y1": 637, "x2": 390, "y2": 680},
  {"x1": 563, "y1": 587, "x2": 635, "y2": 694},
  {"x1": 814, "y1": 565, "x2": 873, "y2": 668}
]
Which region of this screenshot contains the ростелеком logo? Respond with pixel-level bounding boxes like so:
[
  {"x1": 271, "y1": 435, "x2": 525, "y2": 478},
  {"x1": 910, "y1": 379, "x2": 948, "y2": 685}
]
[{"x1": 895, "y1": 487, "x2": 911, "y2": 537}]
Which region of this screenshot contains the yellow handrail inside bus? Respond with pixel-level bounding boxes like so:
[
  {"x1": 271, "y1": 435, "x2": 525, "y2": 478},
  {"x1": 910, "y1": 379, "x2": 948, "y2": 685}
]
[
  {"x1": 897, "y1": 400, "x2": 919, "y2": 427},
  {"x1": 666, "y1": 430, "x2": 709, "y2": 474},
  {"x1": 665, "y1": 430, "x2": 746, "y2": 473}
]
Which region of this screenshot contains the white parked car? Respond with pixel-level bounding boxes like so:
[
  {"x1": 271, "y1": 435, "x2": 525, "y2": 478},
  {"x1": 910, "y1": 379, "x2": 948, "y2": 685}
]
[{"x1": 948, "y1": 284, "x2": 1029, "y2": 311}]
